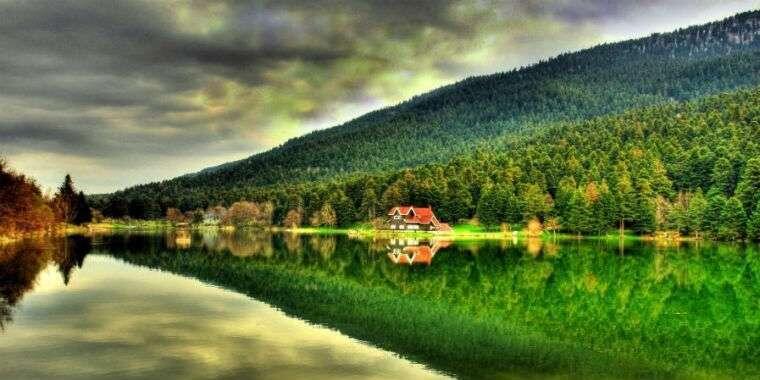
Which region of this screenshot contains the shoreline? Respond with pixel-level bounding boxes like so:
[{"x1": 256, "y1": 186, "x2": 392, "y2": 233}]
[{"x1": 61, "y1": 221, "x2": 716, "y2": 243}]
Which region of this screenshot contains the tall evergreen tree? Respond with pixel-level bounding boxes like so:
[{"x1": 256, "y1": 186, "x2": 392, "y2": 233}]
[
  {"x1": 53, "y1": 174, "x2": 78, "y2": 223},
  {"x1": 564, "y1": 189, "x2": 591, "y2": 235},
  {"x1": 718, "y1": 197, "x2": 747, "y2": 240},
  {"x1": 612, "y1": 162, "x2": 636, "y2": 235},
  {"x1": 736, "y1": 158, "x2": 760, "y2": 215},
  {"x1": 381, "y1": 182, "x2": 404, "y2": 211},
  {"x1": 709, "y1": 157, "x2": 734, "y2": 196},
  {"x1": 72, "y1": 191, "x2": 92, "y2": 225},
  {"x1": 686, "y1": 190, "x2": 708, "y2": 238},
  {"x1": 443, "y1": 177, "x2": 472, "y2": 222},
  {"x1": 328, "y1": 189, "x2": 355, "y2": 227},
  {"x1": 703, "y1": 191, "x2": 727, "y2": 236},
  {"x1": 747, "y1": 205, "x2": 760, "y2": 242},
  {"x1": 476, "y1": 183, "x2": 499, "y2": 227},
  {"x1": 360, "y1": 185, "x2": 378, "y2": 221},
  {"x1": 520, "y1": 183, "x2": 551, "y2": 222}
]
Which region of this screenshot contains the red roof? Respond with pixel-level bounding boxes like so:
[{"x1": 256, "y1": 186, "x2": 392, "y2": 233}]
[{"x1": 388, "y1": 206, "x2": 439, "y2": 225}]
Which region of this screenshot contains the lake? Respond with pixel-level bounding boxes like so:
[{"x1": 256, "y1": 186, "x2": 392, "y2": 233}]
[{"x1": 1, "y1": 231, "x2": 758, "y2": 379}]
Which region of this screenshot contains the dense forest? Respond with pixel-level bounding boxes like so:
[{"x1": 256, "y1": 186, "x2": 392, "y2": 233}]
[
  {"x1": 100, "y1": 10, "x2": 760, "y2": 198},
  {"x1": 97, "y1": 87, "x2": 760, "y2": 240},
  {"x1": 90, "y1": 11, "x2": 760, "y2": 240},
  {"x1": 0, "y1": 162, "x2": 92, "y2": 237}
]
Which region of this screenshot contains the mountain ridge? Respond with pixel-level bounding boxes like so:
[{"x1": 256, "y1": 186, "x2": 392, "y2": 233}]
[{"x1": 98, "y1": 10, "x2": 760, "y2": 225}]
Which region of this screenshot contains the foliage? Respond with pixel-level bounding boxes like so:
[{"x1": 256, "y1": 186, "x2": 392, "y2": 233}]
[
  {"x1": 100, "y1": 231, "x2": 760, "y2": 379},
  {"x1": 94, "y1": 12, "x2": 760, "y2": 241},
  {"x1": 165, "y1": 208, "x2": 185, "y2": 225},
  {"x1": 52, "y1": 174, "x2": 78, "y2": 224},
  {"x1": 0, "y1": 160, "x2": 54, "y2": 235},
  {"x1": 282, "y1": 209, "x2": 303, "y2": 228},
  {"x1": 747, "y1": 204, "x2": 760, "y2": 241}
]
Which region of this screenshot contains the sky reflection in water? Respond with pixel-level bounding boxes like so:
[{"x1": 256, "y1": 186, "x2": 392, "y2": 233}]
[
  {"x1": 1, "y1": 232, "x2": 759, "y2": 379},
  {"x1": 0, "y1": 251, "x2": 447, "y2": 380}
]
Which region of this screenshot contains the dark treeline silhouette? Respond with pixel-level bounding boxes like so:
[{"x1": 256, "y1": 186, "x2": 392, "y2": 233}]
[
  {"x1": 0, "y1": 164, "x2": 92, "y2": 236},
  {"x1": 95, "y1": 11, "x2": 760, "y2": 222}
]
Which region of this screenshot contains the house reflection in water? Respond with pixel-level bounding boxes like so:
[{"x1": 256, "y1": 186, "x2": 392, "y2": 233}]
[{"x1": 385, "y1": 239, "x2": 451, "y2": 266}]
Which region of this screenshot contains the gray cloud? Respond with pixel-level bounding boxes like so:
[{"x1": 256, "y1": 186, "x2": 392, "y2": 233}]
[{"x1": 0, "y1": 0, "x2": 756, "y2": 192}]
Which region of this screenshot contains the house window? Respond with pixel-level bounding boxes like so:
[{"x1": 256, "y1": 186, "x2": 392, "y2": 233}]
[
  {"x1": 390, "y1": 225, "x2": 396, "y2": 229},
  {"x1": 394, "y1": 215, "x2": 401, "y2": 220},
  {"x1": 399, "y1": 225, "x2": 405, "y2": 229}
]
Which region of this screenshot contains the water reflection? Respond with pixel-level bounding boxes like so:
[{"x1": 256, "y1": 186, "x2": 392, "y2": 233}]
[
  {"x1": 2, "y1": 232, "x2": 759, "y2": 379},
  {"x1": 385, "y1": 239, "x2": 451, "y2": 266},
  {"x1": 0, "y1": 237, "x2": 93, "y2": 330},
  {"x1": 0, "y1": 237, "x2": 447, "y2": 380}
]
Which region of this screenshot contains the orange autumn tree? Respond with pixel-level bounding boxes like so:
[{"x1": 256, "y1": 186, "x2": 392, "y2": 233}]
[{"x1": 0, "y1": 160, "x2": 54, "y2": 236}]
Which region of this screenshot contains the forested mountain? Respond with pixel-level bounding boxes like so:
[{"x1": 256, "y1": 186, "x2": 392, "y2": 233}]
[
  {"x1": 98, "y1": 11, "x2": 760, "y2": 239},
  {"x1": 103, "y1": 86, "x2": 760, "y2": 239}
]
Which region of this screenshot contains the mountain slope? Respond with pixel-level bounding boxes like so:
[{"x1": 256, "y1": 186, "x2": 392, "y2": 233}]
[
  {"x1": 102, "y1": 11, "x2": 760, "y2": 221},
  {"x1": 102, "y1": 84, "x2": 760, "y2": 240}
]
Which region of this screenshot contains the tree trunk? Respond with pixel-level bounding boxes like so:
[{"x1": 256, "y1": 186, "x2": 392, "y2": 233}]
[{"x1": 619, "y1": 218, "x2": 624, "y2": 238}]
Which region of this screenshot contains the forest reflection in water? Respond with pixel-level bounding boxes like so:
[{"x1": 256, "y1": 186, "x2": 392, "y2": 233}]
[
  {"x1": 1, "y1": 231, "x2": 759, "y2": 379},
  {"x1": 0, "y1": 234, "x2": 448, "y2": 380},
  {"x1": 0, "y1": 236, "x2": 90, "y2": 330}
]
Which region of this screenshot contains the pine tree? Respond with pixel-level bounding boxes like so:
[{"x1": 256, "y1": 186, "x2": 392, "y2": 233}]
[
  {"x1": 709, "y1": 157, "x2": 734, "y2": 195},
  {"x1": 53, "y1": 174, "x2": 78, "y2": 223},
  {"x1": 613, "y1": 162, "x2": 636, "y2": 236},
  {"x1": 747, "y1": 205, "x2": 760, "y2": 242},
  {"x1": 686, "y1": 190, "x2": 708, "y2": 238},
  {"x1": 520, "y1": 183, "x2": 551, "y2": 222},
  {"x1": 497, "y1": 184, "x2": 521, "y2": 224},
  {"x1": 444, "y1": 177, "x2": 472, "y2": 222},
  {"x1": 596, "y1": 185, "x2": 616, "y2": 234},
  {"x1": 736, "y1": 157, "x2": 760, "y2": 215},
  {"x1": 704, "y1": 190, "x2": 727, "y2": 237},
  {"x1": 128, "y1": 196, "x2": 147, "y2": 219},
  {"x1": 360, "y1": 185, "x2": 378, "y2": 221},
  {"x1": 476, "y1": 183, "x2": 499, "y2": 227},
  {"x1": 72, "y1": 191, "x2": 92, "y2": 225},
  {"x1": 553, "y1": 177, "x2": 577, "y2": 221},
  {"x1": 718, "y1": 197, "x2": 747, "y2": 240},
  {"x1": 327, "y1": 188, "x2": 354, "y2": 227},
  {"x1": 144, "y1": 198, "x2": 162, "y2": 220},
  {"x1": 103, "y1": 195, "x2": 129, "y2": 218},
  {"x1": 564, "y1": 189, "x2": 591, "y2": 235},
  {"x1": 380, "y1": 182, "x2": 404, "y2": 211}
]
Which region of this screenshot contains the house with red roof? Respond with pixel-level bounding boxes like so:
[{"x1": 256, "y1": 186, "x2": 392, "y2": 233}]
[{"x1": 386, "y1": 206, "x2": 452, "y2": 232}]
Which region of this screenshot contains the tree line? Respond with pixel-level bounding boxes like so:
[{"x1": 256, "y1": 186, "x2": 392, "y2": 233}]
[
  {"x1": 95, "y1": 86, "x2": 760, "y2": 241},
  {"x1": 0, "y1": 161, "x2": 92, "y2": 237}
]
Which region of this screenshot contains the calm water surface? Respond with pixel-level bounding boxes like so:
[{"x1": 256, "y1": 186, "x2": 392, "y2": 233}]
[
  {"x1": 0, "y1": 236, "x2": 447, "y2": 380},
  {"x1": 1, "y1": 231, "x2": 759, "y2": 379}
]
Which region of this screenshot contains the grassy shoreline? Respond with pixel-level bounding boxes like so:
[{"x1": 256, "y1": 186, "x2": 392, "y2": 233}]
[
  {"x1": 47, "y1": 220, "x2": 711, "y2": 243},
  {"x1": 1, "y1": 222, "x2": 707, "y2": 247}
]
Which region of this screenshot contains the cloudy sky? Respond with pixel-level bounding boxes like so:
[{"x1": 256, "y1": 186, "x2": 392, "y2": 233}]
[{"x1": 1, "y1": 0, "x2": 757, "y2": 193}]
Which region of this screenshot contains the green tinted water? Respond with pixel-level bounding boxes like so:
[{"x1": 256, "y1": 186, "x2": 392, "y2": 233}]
[{"x1": 1, "y1": 232, "x2": 758, "y2": 379}]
